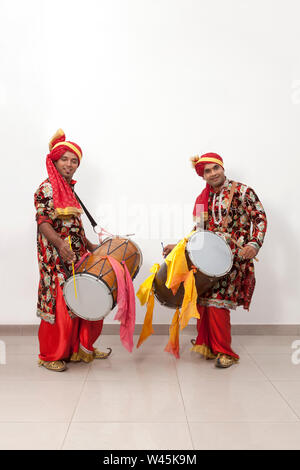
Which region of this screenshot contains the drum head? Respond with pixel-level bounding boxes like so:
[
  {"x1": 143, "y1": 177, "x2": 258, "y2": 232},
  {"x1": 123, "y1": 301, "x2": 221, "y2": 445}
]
[
  {"x1": 186, "y1": 231, "x2": 233, "y2": 277},
  {"x1": 63, "y1": 273, "x2": 114, "y2": 321}
]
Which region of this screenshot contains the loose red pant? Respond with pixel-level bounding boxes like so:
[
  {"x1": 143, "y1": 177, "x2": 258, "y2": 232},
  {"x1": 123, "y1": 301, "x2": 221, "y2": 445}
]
[
  {"x1": 38, "y1": 279, "x2": 103, "y2": 362},
  {"x1": 195, "y1": 305, "x2": 239, "y2": 359}
]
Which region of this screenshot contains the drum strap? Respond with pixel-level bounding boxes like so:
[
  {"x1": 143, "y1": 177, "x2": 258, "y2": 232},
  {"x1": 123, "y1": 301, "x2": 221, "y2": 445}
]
[
  {"x1": 74, "y1": 192, "x2": 114, "y2": 241},
  {"x1": 222, "y1": 181, "x2": 237, "y2": 232},
  {"x1": 74, "y1": 192, "x2": 98, "y2": 229},
  {"x1": 55, "y1": 194, "x2": 99, "y2": 278}
]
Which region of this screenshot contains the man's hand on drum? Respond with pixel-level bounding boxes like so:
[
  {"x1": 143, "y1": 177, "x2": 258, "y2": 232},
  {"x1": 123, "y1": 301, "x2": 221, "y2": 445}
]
[
  {"x1": 162, "y1": 244, "x2": 176, "y2": 258},
  {"x1": 58, "y1": 239, "x2": 76, "y2": 263},
  {"x1": 239, "y1": 244, "x2": 257, "y2": 260},
  {"x1": 86, "y1": 241, "x2": 98, "y2": 253}
]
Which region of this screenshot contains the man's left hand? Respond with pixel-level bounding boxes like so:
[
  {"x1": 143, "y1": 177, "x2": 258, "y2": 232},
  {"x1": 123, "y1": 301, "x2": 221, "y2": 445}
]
[
  {"x1": 239, "y1": 244, "x2": 257, "y2": 260},
  {"x1": 86, "y1": 239, "x2": 99, "y2": 253}
]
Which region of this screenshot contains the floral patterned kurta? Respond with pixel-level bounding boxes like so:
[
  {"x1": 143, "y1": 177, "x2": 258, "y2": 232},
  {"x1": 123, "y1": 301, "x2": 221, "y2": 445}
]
[
  {"x1": 194, "y1": 178, "x2": 267, "y2": 310},
  {"x1": 34, "y1": 178, "x2": 88, "y2": 324}
]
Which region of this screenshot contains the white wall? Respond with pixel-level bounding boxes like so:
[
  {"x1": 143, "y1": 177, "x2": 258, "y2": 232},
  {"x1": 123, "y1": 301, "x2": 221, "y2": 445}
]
[{"x1": 0, "y1": 0, "x2": 299, "y2": 325}]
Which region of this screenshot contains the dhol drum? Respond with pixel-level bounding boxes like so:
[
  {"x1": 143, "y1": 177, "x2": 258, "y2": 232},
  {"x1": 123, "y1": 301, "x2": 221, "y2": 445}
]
[
  {"x1": 154, "y1": 230, "x2": 233, "y2": 308},
  {"x1": 63, "y1": 237, "x2": 143, "y2": 321}
]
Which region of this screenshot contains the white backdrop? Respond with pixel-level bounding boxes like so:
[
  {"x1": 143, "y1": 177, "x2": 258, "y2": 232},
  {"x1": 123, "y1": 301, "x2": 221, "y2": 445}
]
[{"x1": 0, "y1": 0, "x2": 299, "y2": 325}]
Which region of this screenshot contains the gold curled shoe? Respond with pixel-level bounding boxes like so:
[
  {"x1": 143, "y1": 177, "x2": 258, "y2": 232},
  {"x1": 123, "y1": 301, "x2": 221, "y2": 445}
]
[
  {"x1": 215, "y1": 354, "x2": 237, "y2": 369},
  {"x1": 190, "y1": 341, "x2": 216, "y2": 360},
  {"x1": 38, "y1": 359, "x2": 67, "y2": 372},
  {"x1": 93, "y1": 347, "x2": 112, "y2": 359}
]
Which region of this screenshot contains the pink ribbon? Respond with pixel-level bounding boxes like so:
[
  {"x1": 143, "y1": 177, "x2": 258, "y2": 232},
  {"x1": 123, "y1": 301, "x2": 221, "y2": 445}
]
[
  {"x1": 97, "y1": 227, "x2": 114, "y2": 243},
  {"x1": 74, "y1": 252, "x2": 90, "y2": 271},
  {"x1": 106, "y1": 256, "x2": 136, "y2": 353}
]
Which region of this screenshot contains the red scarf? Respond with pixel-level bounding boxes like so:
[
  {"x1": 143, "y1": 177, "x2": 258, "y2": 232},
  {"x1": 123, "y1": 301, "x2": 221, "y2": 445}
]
[{"x1": 193, "y1": 183, "x2": 210, "y2": 223}]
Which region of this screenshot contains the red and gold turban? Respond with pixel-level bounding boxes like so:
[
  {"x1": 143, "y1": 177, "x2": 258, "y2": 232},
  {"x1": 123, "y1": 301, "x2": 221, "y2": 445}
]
[
  {"x1": 190, "y1": 152, "x2": 224, "y2": 177},
  {"x1": 191, "y1": 152, "x2": 224, "y2": 224},
  {"x1": 46, "y1": 129, "x2": 83, "y2": 218}
]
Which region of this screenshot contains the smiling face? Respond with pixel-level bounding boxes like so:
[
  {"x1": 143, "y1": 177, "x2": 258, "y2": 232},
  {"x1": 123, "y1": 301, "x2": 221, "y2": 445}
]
[
  {"x1": 203, "y1": 163, "x2": 226, "y2": 189},
  {"x1": 54, "y1": 150, "x2": 79, "y2": 182}
]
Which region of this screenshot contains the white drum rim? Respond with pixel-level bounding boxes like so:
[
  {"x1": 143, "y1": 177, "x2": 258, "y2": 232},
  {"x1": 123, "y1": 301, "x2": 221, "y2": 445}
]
[
  {"x1": 126, "y1": 237, "x2": 143, "y2": 278},
  {"x1": 186, "y1": 230, "x2": 233, "y2": 278},
  {"x1": 63, "y1": 273, "x2": 114, "y2": 321}
]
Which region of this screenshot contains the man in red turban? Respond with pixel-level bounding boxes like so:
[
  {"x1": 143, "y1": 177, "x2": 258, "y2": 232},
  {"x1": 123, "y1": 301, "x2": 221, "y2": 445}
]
[
  {"x1": 34, "y1": 129, "x2": 111, "y2": 372},
  {"x1": 163, "y1": 152, "x2": 267, "y2": 368}
]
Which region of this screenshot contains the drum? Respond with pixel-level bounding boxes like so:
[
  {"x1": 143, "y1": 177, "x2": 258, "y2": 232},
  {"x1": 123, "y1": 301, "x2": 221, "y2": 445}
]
[
  {"x1": 63, "y1": 237, "x2": 143, "y2": 321},
  {"x1": 154, "y1": 230, "x2": 233, "y2": 308}
]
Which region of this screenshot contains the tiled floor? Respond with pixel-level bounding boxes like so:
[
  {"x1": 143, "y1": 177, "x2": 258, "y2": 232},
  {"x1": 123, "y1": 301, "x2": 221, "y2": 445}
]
[{"x1": 0, "y1": 334, "x2": 300, "y2": 450}]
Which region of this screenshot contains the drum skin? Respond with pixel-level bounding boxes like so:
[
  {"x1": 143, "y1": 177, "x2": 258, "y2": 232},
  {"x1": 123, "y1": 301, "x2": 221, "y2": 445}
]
[
  {"x1": 153, "y1": 259, "x2": 217, "y2": 309},
  {"x1": 76, "y1": 237, "x2": 142, "y2": 305}
]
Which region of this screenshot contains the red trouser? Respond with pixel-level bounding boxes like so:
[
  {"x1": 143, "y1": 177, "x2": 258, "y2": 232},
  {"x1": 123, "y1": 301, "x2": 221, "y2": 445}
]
[
  {"x1": 38, "y1": 279, "x2": 103, "y2": 362},
  {"x1": 195, "y1": 304, "x2": 239, "y2": 359}
]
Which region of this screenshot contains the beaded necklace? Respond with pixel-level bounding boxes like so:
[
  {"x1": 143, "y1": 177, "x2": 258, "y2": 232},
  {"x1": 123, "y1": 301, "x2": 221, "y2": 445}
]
[{"x1": 212, "y1": 188, "x2": 225, "y2": 226}]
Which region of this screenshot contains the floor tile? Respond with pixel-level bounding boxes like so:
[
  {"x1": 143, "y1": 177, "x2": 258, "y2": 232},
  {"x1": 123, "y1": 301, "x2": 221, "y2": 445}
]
[
  {"x1": 87, "y1": 353, "x2": 177, "y2": 382},
  {"x1": 236, "y1": 335, "x2": 300, "y2": 355},
  {"x1": 251, "y1": 354, "x2": 300, "y2": 381},
  {"x1": 1, "y1": 334, "x2": 299, "y2": 450},
  {"x1": 95, "y1": 334, "x2": 245, "y2": 356},
  {"x1": 0, "y1": 381, "x2": 83, "y2": 422},
  {"x1": 189, "y1": 422, "x2": 300, "y2": 450},
  {"x1": 0, "y1": 354, "x2": 90, "y2": 382},
  {"x1": 176, "y1": 352, "x2": 266, "y2": 383},
  {"x1": 0, "y1": 336, "x2": 39, "y2": 355},
  {"x1": 73, "y1": 381, "x2": 186, "y2": 423},
  {"x1": 272, "y1": 381, "x2": 300, "y2": 418},
  {"x1": 63, "y1": 422, "x2": 193, "y2": 450},
  {"x1": 0, "y1": 422, "x2": 68, "y2": 450},
  {"x1": 180, "y1": 380, "x2": 298, "y2": 422},
  {"x1": 94, "y1": 334, "x2": 172, "y2": 356}
]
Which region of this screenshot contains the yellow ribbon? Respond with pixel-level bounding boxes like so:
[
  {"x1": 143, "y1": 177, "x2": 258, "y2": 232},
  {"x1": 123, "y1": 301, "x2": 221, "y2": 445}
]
[
  {"x1": 164, "y1": 308, "x2": 180, "y2": 358},
  {"x1": 136, "y1": 263, "x2": 160, "y2": 348},
  {"x1": 136, "y1": 291, "x2": 155, "y2": 348},
  {"x1": 136, "y1": 263, "x2": 160, "y2": 305},
  {"x1": 180, "y1": 269, "x2": 200, "y2": 330},
  {"x1": 164, "y1": 231, "x2": 195, "y2": 294}
]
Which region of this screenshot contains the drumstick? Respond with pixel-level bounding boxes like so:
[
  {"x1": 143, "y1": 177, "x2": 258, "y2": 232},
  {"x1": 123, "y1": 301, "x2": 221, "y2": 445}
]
[
  {"x1": 230, "y1": 237, "x2": 259, "y2": 262},
  {"x1": 68, "y1": 236, "x2": 78, "y2": 298}
]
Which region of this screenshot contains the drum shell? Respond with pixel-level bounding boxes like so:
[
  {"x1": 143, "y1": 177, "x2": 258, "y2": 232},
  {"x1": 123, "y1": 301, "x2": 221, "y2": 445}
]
[
  {"x1": 153, "y1": 256, "x2": 219, "y2": 309},
  {"x1": 76, "y1": 237, "x2": 142, "y2": 305}
]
